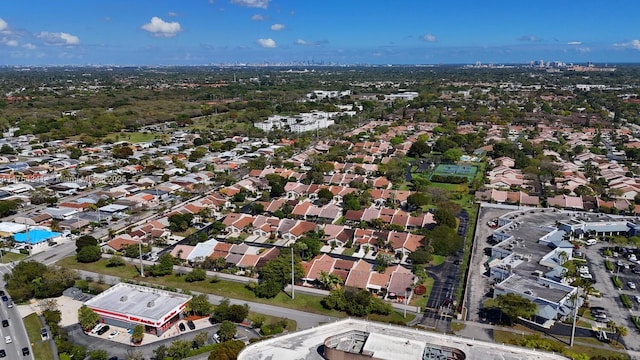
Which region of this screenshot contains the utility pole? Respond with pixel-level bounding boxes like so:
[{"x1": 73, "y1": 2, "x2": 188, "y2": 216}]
[
  {"x1": 291, "y1": 246, "x2": 295, "y2": 300},
  {"x1": 570, "y1": 288, "x2": 579, "y2": 347},
  {"x1": 138, "y1": 241, "x2": 144, "y2": 277}
]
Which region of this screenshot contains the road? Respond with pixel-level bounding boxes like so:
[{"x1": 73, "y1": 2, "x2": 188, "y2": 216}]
[
  {"x1": 0, "y1": 264, "x2": 33, "y2": 360},
  {"x1": 74, "y1": 269, "x2": 337, "y2": 331}
]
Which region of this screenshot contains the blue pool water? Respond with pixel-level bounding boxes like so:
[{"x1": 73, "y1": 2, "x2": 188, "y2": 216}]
[{"x1": 14, "y1": 229, "x2": 62, "y2": 244}]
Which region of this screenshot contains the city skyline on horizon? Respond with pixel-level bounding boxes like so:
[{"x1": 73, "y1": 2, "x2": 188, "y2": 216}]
[{"x1": 1, "y1": 0, "x2": 639, "y2": 66}]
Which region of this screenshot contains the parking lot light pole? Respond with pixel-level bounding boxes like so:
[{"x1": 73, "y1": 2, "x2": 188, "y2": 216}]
[{"x1": 570, "y1": 288, "x2": 580, "y2": 347}]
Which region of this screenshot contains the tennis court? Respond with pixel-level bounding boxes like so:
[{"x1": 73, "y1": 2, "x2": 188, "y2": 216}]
[{"x1": 433, "y1": 164, "x2": 478, "y2": 177}]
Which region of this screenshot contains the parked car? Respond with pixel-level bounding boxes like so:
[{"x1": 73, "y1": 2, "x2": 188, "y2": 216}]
[
  {"x1": 187, "y1": 320, "x2": 195, "y2": 330},
  {"x1": 97, "y1": 325, "x2": 110, "y2": 335},
  {"x1": 91, "y1": 323, "x2": 104, "y2": 334},
  {"x1": 628, "y1": 282, "x2": 637, "y2": 290},
  {"x1": 108, "y1": 330, "x2": 120, "y2": 339},
  {"x1": 635, "y1": 295, "x2": 640, "y2": 304},
  {"x1": 179, "y1": 323, "x2": 186, "y2": 332}
]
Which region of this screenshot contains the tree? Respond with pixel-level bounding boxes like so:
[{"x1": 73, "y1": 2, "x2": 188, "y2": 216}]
[
  {"x1": 131, "y1": 324, "x2": 144, "y2": 343},
  {"x1": 317, "y1": 188, "x2": 334, "y2": 205},
  {"x1": 254, "y1": 252, "x2": 304, "y2": 298},
  {"x1": 318, "y1": 270, "x2": 343, "y2": 290},
  {"x1": 5, "y1": 261, "x2": 75, "y2": 302},
  {"x1": 217, "y1": 320, "x2": 237, "y2": 342},
  {"x1": 443, "y1": 148, "x2": 463, "y2": 162},
  {"x1": 614, "y1": 324, "x2": 628, "y2": 345},
  {"x1": 152, "y1": 345, "x2": 168, "y2": 360},
  {"x1": 112, "y1": 145, "x2": 133, "y2": 159},
  {"x1": 88, "y1": 349, "x2": 108, "y2": 360},
  {"x1": 207, "y1": 340, "x2": 245, "y2": 360},
  {"x1": 146, "y1": 253, "x2": 174, "y2": 277},
  {"x1": 167, "y1": 339, "x2": 191, "y2": 359},
  {"x1": 0, "y1": 200, "x2": 21, "y2": 217},
  {"x1": 76, "y1": 235, "x2": 98, "y2": 253},
  {"x1": 434, "y1": 208, "x2": 457, "y2": 229},
  {"x1": 374, "y1": 253, "x2": 394, "y2": 272},
  {"x1": 69, "y1": 147, "x2": 83, "y2": 159},
  {"x1": 76, "y1": 245, "x2": 102, "y2": 263},
  {"x1": 407, "y1": 139, "x2": 430, "y2": 158},
  {"x1": 189, "y1": 294, "x2": 213, "y2": 316},
  {"x1": 494, "y1": 293, "x2": 537, "y2": 325},
  {"x1": 408, "y1": 248, "x2": 432, "y2": 265},
  {"x1": 406, "y1": 192, "x2": 429, "y2": 209},
  {"x1": 106, "y1": 255, "x2": 125, "y2": 267},
  {"x1": 78, "y1": 305, "x2": 100, "y2": 331},
  {"x1": 193, "y1": 332, "x2": 208, "y2": 347},
  {"x1": 185, "y1": 268, "x2": 207, "y2": 282}
]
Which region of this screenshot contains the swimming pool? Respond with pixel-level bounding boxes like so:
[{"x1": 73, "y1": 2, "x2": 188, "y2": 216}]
[{"x1": 13, "y1": 229, "x2": 62, "y2": 244}]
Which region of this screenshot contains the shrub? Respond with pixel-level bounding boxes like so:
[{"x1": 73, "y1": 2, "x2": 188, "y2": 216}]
[
  {"x1": 604, "y1": 260, "x2": 614, "y2": 272},
  {"x1": 612, "y1": 276, "x2": 623, "y2": 289},
  {"x1": 620, "y1": 294, "x2": 633, "y2": 309},
  {"x1": 185, "y1": 268, "x2": 207, "y2": 282}
]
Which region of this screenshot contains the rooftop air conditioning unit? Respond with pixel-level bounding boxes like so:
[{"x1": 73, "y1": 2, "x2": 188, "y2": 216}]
[
  {"x1": 147, "y1": 301, "x2": 155, "y2": 308},
  {"x1": 120, "y1": 296, "x2": 127, "y2": 302}
]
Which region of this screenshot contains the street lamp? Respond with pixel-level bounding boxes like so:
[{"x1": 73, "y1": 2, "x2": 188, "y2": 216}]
[{"x1": 404, "y1": 287, "x2": 412, "y2": 318}]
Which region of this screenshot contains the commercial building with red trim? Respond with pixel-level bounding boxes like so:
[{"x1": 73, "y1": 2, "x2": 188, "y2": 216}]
[{"x1": 84, "y1": 283, "x2": 192, "y2": 336}]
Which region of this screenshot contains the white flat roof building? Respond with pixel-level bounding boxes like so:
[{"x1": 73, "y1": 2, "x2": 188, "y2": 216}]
[
  {"x1": 238, "y1": 318, "x2": 568, "y2": 360},
  {"x1": 84, "y1": 283, "x2": 191, "y2": 336}
]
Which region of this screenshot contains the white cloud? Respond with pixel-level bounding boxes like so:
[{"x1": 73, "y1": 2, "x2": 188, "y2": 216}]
[
  {"x1": 231, "y1": 0, "x2": 269, "y2": 8},
  {"x1": 5, "y1": 39, "x2": 17, "y2": 47},
  {"x1": 168, "y1": 12, "x2": 178, "y2": 17},
  {"x1": 22, "y1": 43, "x2": 36, "y2": 50},
  {"x1": 141, "y1": 17, "x2": 182, "y2": 37},
  {"x1": 0, "y1": 18, "x2": 8, "y2": 32},
  {"x1": 422, "y1": 34, "x2": 437, "y2": 42},
  {"x1": 614, "y1": 39, "x2": 640, "y2": 50},
  {"x1": 271, "y1": 23, "x2": 285, "y2": 31},
  {"x1": 256, "y1": 38, "x2": 276, "y2": 48},
  {"x1": 36, "y1": 31, "x2": 80, "y2": 45},
  {"x1": 294, "y1": 38, "x2": 327, "y2": 47},
  {"x1": 567, "y1": 41, "x2": 582, "y2": 45},
  {"x1": 251, "y1": 14, "x2": 264, "y2": 21}
]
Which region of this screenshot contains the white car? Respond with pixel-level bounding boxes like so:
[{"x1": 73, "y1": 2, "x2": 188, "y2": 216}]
[
  {"x1": 91, "y1": 323, "x2": 104, "y2": 334},
  {"x1": 628, "y1": 282, "x2": 637, "y2": 290},
  {"x1": 4, "y1": 335, "x2": 11, "y2": 344},
  {"x1": 635, "y1": 295, "x2": 640, "y2": 304},
  {"x1": 108, "y1": 330, "x2": 120, "y2": 339}
]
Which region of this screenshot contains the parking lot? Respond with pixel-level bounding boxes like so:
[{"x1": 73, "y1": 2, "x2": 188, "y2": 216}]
[{"x1": 581, "y1": 242, "x2": 640, "y2": 351}]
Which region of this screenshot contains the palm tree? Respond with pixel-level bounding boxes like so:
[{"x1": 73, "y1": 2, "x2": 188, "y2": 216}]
[
  {"x1": 318, "y1": 271, "x2": 343, "y2": 290},
  {"x1": 614, "y1": 324, "x2": 628, "y2": 345},
  {"x1": 558, "y1": 251, "x2": 568, "y2": 265}
]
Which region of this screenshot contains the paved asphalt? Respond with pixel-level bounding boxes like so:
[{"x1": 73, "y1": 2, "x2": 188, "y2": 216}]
[{"x1": 0, "y1": 264, "x2": 34, "y2": 360}]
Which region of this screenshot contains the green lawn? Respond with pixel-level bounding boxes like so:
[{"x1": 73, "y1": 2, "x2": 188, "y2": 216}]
[
  {"x1": 429, "y1": 255, "x2": 446, "y2": 266},
  {"x1": 0, "y1": 251, "x2": 26, "y2": 264},
  {"x1": 23, "y1": 313, "x2": 55, "y2": 360},
  {"x1": 58, "y1": 257, "x2": 412, "y2": 325},
  {"x1": 410, "y1": 276, "x2": 434, "y2": 310},
  {"x1": 104, "y1": 132, "x2": 158, "y2": 143},
  {"x1": 493, "y1": 328, "x2": 627, "y2": 359}
]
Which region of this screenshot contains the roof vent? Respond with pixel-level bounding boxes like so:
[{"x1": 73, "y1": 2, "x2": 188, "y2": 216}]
[
  {"x1": 147, "y1": 301, "x2": 155, "y2": 308},
  {"x1": 120, "y1": 296, "x2": 127, "y2": 302}
]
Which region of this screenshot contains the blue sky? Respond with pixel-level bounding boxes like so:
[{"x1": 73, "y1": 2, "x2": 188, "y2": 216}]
[{"x1": 1, "y1": 0, "x2": 639, "y2": 66}]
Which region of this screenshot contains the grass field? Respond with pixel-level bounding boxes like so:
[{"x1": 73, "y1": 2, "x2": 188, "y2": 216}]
[
  {"x1": 23, "y1": 313, "x2": 55, "y2": 360},
  {"x1": 104, "y1": 131, "x2": 158, "y2": 143},
  {"x1": 58, "y1": 257, "x2": 414, "y2": 324},
  {"x1": 1, "y1": 251, "x2": 26, "y2": 264},
  {"x1": 493, "y1": 327, "x2": 628, "y2": 359}
]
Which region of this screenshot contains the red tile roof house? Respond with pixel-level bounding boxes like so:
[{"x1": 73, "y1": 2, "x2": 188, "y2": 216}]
[
  {"x1": 387, "y1": 232, "x2": 423, "y2": 259},
  {"x1": 283, "y1": 221, "x2": 318, "y2": 243},
  {"x1": 222, "y1": 213, "x2": 255, "y2": 234},
  {"x1": 323, "y1": 224, "x2": 354, "y2": 248},
  {"x1": 302, "y1": 254, "x2": 336, "y2": 285},
  {"x1": 102, "y1": 236, "x2": 140, "y2": 253},
  {"x1": 345, "y1": 260, "x2": 373, "y2": 290}
]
